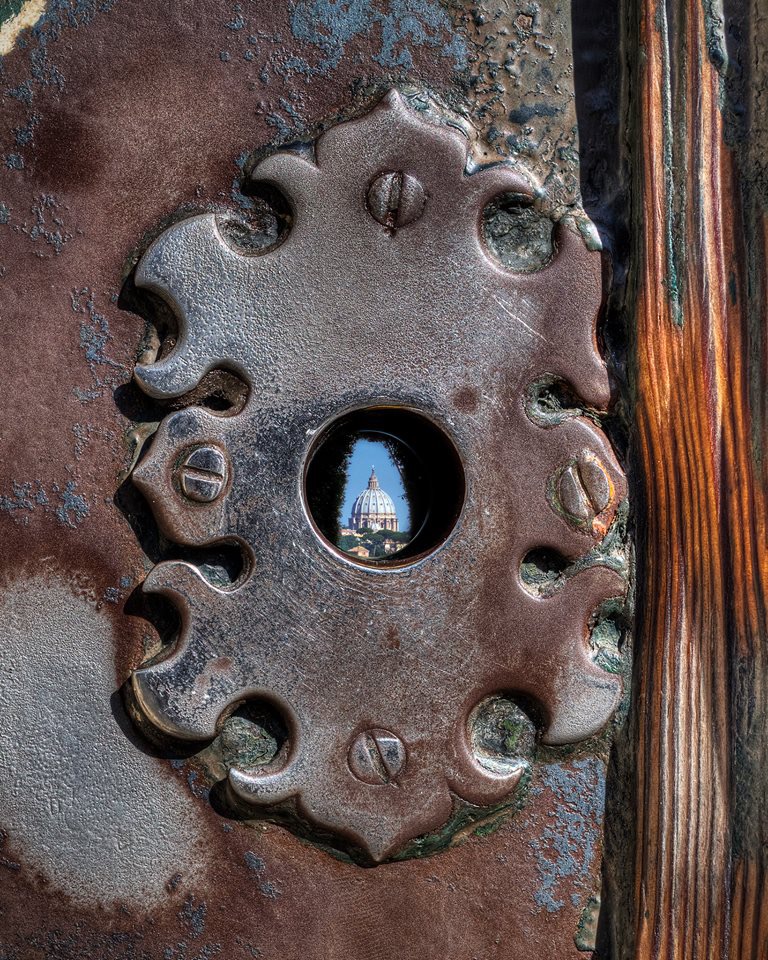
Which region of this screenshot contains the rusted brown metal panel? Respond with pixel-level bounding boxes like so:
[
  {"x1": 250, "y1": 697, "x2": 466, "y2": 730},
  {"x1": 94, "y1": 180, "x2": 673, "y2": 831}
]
[{"x1": 0, "y1": 2, "x2": 630, "y2": 957}]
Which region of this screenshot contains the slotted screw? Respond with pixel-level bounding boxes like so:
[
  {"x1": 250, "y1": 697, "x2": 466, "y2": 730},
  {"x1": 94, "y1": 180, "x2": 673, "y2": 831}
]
[
  {"x1": 366, "y1": 171, "x2": 426, "y2": 230},
  {"x1": 554, "y1": 452, "x2": 613, "y2": 531},
  {"x1": 348, "y1": 728, "x2": 406, "y2": 784},
  {"x1": 177, "y1": 446, "x2": 229, "y2": 503}
]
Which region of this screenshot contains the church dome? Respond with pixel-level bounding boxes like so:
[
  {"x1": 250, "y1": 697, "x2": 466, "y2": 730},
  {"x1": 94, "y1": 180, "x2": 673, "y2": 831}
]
[{"x1": 349, "y1": 467, "x2": 399, "y2": 532}]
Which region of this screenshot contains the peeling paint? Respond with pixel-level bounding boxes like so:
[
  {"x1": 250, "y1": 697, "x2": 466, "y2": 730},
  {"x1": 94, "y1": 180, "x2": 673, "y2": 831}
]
[
  {"x1": 13, "y1": 110, "x2": 39, "y2": 145},
  {"x1": 16, "y1": 193, "x2": 70, "y2": 253},
  {"x1": 0, "y1": 0, "x2": 626, "y2": 951},
  {"x1": 461, "y1": 0, "x2": 584, "y2": 212},
  {"x1": 0, "y1": 0, "x2": 47, "y2": 57},
  {"x1": 1, "y1": 0, "x2": 117, "y2": 168},
  {"x1": 71, "y1": 287, "x2": 128, "y2": 401},
  {"x1": 0, "y1": 480, "x2": 48, "y2": 520},
  {"x1": 244, "y1": 851, "x2": 282, "y2": 899},
  {"x1": 52, "y1": 478, "x2": 89, "y2": 527},
  {"x1": 0, "y1": 477, "x2": 90, "y2": 527},
  {"x1": 211, "y1": 0, "x2": 468, "y2": 146},
  {"x1": 285, "y1": 0, "x2": 466, "y2": 75},
  {"x1": 527, "y1": 759, "x2": 604, "y2": 914}
]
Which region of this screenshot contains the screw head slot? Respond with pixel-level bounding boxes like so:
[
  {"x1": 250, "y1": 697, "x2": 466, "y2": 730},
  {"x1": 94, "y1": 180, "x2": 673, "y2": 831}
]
[
  {"x1": 366, "y1": 171, "x2": 426, "y2": 230},
  {"x1": 348, "y1": 729, "x2": 406, "y2": 784},
  {"x1": 177, "y1": 445, "x2": 229, "y2": 503}
]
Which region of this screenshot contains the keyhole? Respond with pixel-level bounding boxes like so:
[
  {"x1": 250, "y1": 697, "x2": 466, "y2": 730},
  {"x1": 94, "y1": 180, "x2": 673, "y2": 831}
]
[{"x1": 304, "y1": 408, "x2": 465, "y2": 567}]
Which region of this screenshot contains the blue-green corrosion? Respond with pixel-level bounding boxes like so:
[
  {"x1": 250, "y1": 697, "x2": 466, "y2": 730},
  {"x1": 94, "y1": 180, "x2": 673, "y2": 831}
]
[
  {"x1": 71, "y1": 287, "x2": 128, "y2": 402},
  {"x1": 700, "y1": 0, "x2": 768, "y2": 875},
  {"x1": 648, "y1": 0, "x2": 753, "y2": 330},
  {"x1": 1, "y1": 0, "x2": 631, "y2": 899},
  {"x1": 215, "y1": 0, "x2": 466, "y2": 77},
  {"x1": 244, "y1": 850, "x2": 282, "y2": 900},
  {"x1": 0, "y1": 478, "x2": 90, "y2": 527},
  {"x1": 0, "y1": 1, "x2": 26, "y2": 29},
  {"x1": 286, "y1": 0, "x2": 466, "y2": 74},
  {"x1": 2, "y1": 0, "x2": 598, "y2": 238},
  {"x1": 527, "y1": 758, "x2": 605, "y2": 914}
]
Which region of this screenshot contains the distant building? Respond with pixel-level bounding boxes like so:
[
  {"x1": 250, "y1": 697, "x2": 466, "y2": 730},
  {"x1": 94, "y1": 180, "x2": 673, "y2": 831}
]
[
  {"x1": 346, "y1": 545, "x2": 370, "y2": 558},
  {"x1": 348, "y1": 467, "x2": 399, "y2": 532}
]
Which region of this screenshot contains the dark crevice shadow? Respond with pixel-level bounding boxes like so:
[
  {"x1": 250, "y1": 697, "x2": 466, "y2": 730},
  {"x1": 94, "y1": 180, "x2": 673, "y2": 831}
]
[
  {"x1": 571, "y1": 0, "x2": 631, "y2": 466},
  {"x1": 109, "y1": 684, "x2": 205, "y2": 761},
  {"x1": 571, "y1": 0, "x2": 630, "y2": 265},
  {"x1": 113, "y1": 476, "x2": 249, "y2": 583},
  {"x1": 572, "y1": 2, "x2": 633, "y2": 957},
  {"x1": 720, "y1": 0, "x2": 750, "y2": 150},
  {"x1": 113, "y1": 371, "x2": 250, "y2": 425}
]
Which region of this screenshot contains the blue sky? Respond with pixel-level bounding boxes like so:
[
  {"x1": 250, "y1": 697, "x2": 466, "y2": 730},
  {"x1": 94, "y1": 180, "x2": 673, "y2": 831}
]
[{"x1": 340, "y1": 438, "x2": 411, "y2": 530}]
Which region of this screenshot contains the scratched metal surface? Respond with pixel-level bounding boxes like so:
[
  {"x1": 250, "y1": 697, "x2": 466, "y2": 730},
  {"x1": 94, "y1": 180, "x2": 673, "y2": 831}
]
[{"x1": 0, "y1": 2, "x2": 629, "y2": 957}]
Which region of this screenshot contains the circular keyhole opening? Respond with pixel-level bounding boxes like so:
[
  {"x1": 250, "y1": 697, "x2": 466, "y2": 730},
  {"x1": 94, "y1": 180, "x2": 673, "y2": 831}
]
[
  {"x1": 304, "y1": 408, "x2": 465, "y2": 567},
  {"x1": 217, "y1": 699, "x2": 291, "y2": 772},
  {"x1": 481, "y1": 193, "x2": 555, "y2": 272}
]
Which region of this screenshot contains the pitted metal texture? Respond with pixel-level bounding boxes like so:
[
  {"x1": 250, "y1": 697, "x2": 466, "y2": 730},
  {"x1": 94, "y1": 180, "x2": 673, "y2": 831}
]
[{"x1": 130, "y1": 90, "x2": 626, "y2": 864}]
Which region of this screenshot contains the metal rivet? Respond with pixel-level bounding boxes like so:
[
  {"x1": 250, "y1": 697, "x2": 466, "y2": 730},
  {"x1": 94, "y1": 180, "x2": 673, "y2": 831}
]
[
  {"x1": 177, "y1": 446, "x2": 229, "y2": 503},
  {"x1": 348, "y1": 728, "x2": 406, "y2": 784},
  {"x1": 366, "y1": 171, "x2": 425, "y2": 230}
]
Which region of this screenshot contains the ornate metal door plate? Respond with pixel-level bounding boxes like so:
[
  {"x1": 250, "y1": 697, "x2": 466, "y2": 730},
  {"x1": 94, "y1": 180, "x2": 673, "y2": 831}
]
[{"x1": 130, "y1": 91, "x2": 626, "y2": 863}]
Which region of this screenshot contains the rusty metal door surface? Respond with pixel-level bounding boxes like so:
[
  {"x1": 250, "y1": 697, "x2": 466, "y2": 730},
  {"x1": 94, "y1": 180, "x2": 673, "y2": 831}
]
[{"x1": 1, "y1": 1, "x2": 766, "y2": 959}]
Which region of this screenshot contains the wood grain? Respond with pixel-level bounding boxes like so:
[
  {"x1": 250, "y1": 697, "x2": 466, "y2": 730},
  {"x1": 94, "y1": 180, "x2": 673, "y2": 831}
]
[{"x1": 629, "y1": 0, "x2": 768, "y2": 956}]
